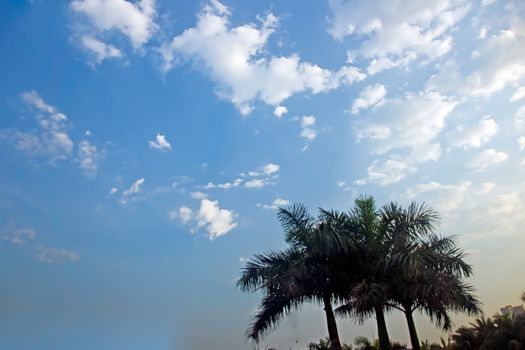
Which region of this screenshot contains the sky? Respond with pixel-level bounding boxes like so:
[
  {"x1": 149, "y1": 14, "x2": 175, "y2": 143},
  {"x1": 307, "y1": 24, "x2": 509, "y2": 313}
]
[{"x1": 0, "y1": 0, "x2": 524, "y2": 349}]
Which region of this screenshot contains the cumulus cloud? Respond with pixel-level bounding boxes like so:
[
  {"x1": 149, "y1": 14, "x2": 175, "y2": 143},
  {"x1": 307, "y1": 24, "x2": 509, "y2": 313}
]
[
  {"x1": 354, "y1": 158, "x2": 416, "y2": 186},
  {"x1": 273, "y1": 106, "x2": 288, "y2": 118},
  {"x1": 466, "y1": 148, "x2": 508, "y2": 171},
  {"x1": 351, "y1": 84, "x2": 387, "y2": 113},
  {"x1": 176, "y1": 198, "x2": 237, "y2": 239},
  {"x1": 405, "y1": 180, "x2": 525, "y2": 239},
  {"x1": 149, "y1": 132, "x2": 171, "y2": 151},
  {"x1": 159, "y1": 0, "x2": 365, "y2": 115},
  {"x1": 190, "y1": 191, "x2": 207, "y2": 199},
  {"x1": 448, "y1": 117, "x2": 498, "y2": 149},
  {"x1": 70, "y1": 0, "x2": 157, "y2": 63},
  {"x1": 405, "y1": 180, "x2": 495, "y2": 214},
  {"x1": 2, "y1": 228, "x2": 36, "y2": 245},
  {"x1": 257, "y1": 197, "x2": 290, "y2": 210},
  {"x1": 196, "y1": 199, "x2": 237, "y2": 239},
  {"x1": 38, "y1": 246, "x2": 80, "y2": 263},
  {"x1": 262, "y1": 163, "x2": 279, "y2": 175},
  {"x1": 300, "y1": 115, "x2": 317, "y2": 145},
  {"x1": 244, "y1": 178, "x2": 269, "y2": 189},
  {"x1": 80, "y1": 35, "x2": 122, "y2": 64},
  {"x1": 328, "y1": 0, "x2": 470, "y2": 73},
  {"x1": 177, "y1": 206, "x2": 193, "y2": 224},
  {"x1": 353, "y1": 91, "x2": 456, "y2": 156},
  {"x1": 427, "y1": 29, "x2": 525, "y2": 98},
  {"x1": 353, "y1": 91, "x2": 455, "y2": 185}
]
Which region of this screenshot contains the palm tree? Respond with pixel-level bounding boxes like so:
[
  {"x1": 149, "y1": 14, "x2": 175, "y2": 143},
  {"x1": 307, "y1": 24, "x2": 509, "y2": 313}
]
[
  {"x1": 387, "y1": 234, "x2": 481, "y2": 350},
  {"x1": 237, "y1": 204, "x2": 352, "y2": 350},
  {"x1": 334, "y1": 197, "x2": 443, "y2": 350},
  {"x1": 334, "y1": 197, "x2": 480, "y2": 350}
]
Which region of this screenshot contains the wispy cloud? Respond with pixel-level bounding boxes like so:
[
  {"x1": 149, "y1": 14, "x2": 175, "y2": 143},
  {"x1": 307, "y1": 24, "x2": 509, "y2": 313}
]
[{"x1": 38, "y1": 246, "x2": 80, "y2": 264}]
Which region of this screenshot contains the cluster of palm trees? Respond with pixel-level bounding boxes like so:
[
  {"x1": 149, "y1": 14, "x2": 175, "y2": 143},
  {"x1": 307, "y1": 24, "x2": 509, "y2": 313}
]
[
  {"x1": 448, "y1": 292, "x2": 525, "y2": 350},
  {"x1": 237, "y1": 196, "x2": 481, "y2": 350}
]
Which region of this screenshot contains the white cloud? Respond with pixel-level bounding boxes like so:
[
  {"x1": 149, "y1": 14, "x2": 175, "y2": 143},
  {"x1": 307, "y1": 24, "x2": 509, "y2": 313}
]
[
  {"x1": 481, "y1": 0, "x2": 497, "y2": 6},
  {"x1": 353, "y1": 91, "x2": 455, "y2": 185},
  {"x1": 405, "y1": 180, "x2": 494, "y2": 214},
  {"x1": 427, "y1": 30, "x2": 525, "y2": 98},
  {"x1": 366, "y1": 53, "x2": 417, "y2": 75},
  {"x1": 160, "y1": 1, "x2": 365, "y2": 114},
  {"x1": 518, "y1": 136, "x2": 525, "y2": 151},
  {"x1": 204, "y1": 178, "x2": 242, "y2": 190},
  {"x1": 258, "y1": 197, "x2": 290, "y2": 210},
  {"x1": 405, "y1": 181, "x2": 525, "y2": 239},
  {"x1": 351, "y1": 84, "x2": 387, "y2": 114},
  {"x1": 195, "y1": 198, "x2": 237, "y2": 239},
  {"x1": 2, "y1": 228, "x2": 36, "y2": 245},
  {"x1": 328, "y1": 0, "x2": 469, "y2": 72},
  {"x1": 177, "y1": 206, "x2": 193, "y2": 224},
  {"x1": 516, "y1": 106, "x2": 525, "y2": 130},
  {"x1": 300, "y1": 115, "x2": 317, "y2": 141},
  {"x1": 1, "y1": 91, "x2": 74, "y2": 163},
  {"x1": 122, "y1": 178, "x2": 145, "y2": 196},
  {"x1": 274, "y1": 105, "x2": 288, "y2": 118},
  {"x1": 203, "y1": 163, "x2": 279, "y2": 191},
  {"x1": 77, "y1": 140, "x2": 99, "y2": 174},
  {"x1": 355, "y1": 125, "x2": 392, "y2": 142},
  {"x1": 466, "y1": 148, "x2": 508, "y2": 172},
  {"x1": 510, "y1": 86, "x2": 525, "y2": 102},
  {"x1": 244, "y1": 178, "x2": 268, "y2": 189},
  {"x1": 38, "y1": 246, "x2": 80, "y2": 264},
  {"x1": 353, "y1": 91, "x2": 456, "y2": 156},
  {"x1": 262, "y1": 163, "x2": 279, "y2": 175},
  {"x1": 149, "y1": 132, "x2": 171, "y2": 151},
  {"x1": 355, "y1": 158, "x2": 416, "y2": 186},
  {"x1": 70, "y1": 0, "x2": 157, "y2": 63},
  {"x1": 109, "y1": 187, "x2": 118, "y2": 195},
  {"x1": 448, "y1": 117, "x2": 498, "y2": 149},
  {"x1": 190, "y1": 191, "x2": 207, "y2": 199},
  {"x1": 80, "y1": 35, "x2": 122, "y2": 64}
]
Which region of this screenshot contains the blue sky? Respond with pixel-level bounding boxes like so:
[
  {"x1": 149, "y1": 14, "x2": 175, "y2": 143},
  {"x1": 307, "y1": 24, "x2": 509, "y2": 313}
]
[{"x1": 1, "y1": 0, "x2": 525, "y2": 349}]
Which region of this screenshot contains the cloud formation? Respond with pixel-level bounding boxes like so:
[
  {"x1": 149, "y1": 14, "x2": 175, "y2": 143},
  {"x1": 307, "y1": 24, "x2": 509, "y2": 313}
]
[
  {"x1": 149, "y1": 132, "x2": 171, "y2": 151},
  {"x1": 328, "y1": 0, "x2": 469, "y2": 73},
  {"x1": 465, "y1": 148, "x2": 509, "y2": 172},
  {"x1": 70, "y1": 0, "x2": 157, "y2": 63},
  {"x1": 160, "y1": 0, "x2": 365, "y2": 115},
  {"x1": 38, "y1": 246, "x2": 80, "y2": 264},
  {"x1": 175, "y1": 198, "x2": 237, "y2": 240}
]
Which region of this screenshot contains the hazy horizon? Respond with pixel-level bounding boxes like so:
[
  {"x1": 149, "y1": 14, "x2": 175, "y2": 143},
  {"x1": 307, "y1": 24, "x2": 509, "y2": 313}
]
[{"x1": 1, "y1": 1, "x2": 524, "y2": 349}]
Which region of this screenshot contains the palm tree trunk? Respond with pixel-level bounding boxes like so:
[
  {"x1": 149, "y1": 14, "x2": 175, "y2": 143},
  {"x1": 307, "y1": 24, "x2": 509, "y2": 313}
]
[
  {"x1": 404, "y1": 309, "x2": 420, "y2": 350},
  {"x1": 374, "y1": 306, "x2": 391, "y2": 350},
  {"x1": 323, "y1": 292, "x2": 342, "y2": 350}
]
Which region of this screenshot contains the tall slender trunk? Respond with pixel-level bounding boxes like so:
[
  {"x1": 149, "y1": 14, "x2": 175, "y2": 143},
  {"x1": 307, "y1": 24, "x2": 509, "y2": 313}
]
[
  {"x1": 374, "y1": 306, "x2": 391, "y2": 350},
  {"x1": 404, "y1": 309, "x2": 420, "y2": 350},
  {"x1": 323, "y1": 292, "x2": 342, "y2": 350}
]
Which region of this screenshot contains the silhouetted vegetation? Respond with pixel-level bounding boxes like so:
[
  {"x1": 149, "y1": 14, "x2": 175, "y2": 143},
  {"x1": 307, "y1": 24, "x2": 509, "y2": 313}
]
[{"x1": 237, "y1": 196, "x2": 483, "y2": 350}]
